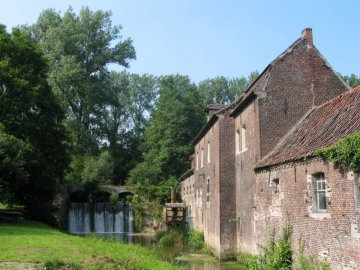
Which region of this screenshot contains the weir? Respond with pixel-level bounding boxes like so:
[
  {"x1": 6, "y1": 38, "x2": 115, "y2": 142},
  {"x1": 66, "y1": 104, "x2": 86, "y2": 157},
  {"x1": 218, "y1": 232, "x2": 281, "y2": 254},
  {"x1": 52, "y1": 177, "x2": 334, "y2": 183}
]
[{"x1": 68, "y1": 202, "x2": 134, "y2": 234}]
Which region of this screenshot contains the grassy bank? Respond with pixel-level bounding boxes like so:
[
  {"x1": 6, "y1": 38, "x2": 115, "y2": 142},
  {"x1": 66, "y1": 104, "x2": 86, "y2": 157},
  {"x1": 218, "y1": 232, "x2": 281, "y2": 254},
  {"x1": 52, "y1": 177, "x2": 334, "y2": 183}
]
[{"x1": 0, "y1": 221, "x2": 181, "y2": 270}]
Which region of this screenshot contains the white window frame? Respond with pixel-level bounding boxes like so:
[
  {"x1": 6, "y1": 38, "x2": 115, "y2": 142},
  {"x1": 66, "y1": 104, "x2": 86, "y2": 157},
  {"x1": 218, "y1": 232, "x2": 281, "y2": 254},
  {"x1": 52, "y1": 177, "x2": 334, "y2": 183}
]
[
  {"x1": 207, "y1": 141, "x2": 211, "y2": 163},
  {"x1": 201, "y1": 148, "x2": 204, "y2": 168},
  {"x1": 311, "y1": 172, "x2": 328, "y2": 213},
  {"x1": 241, "y1": 125, "x2": 247, "y2": 152},
  {"x1": 196, "y1": 152, "x2": 199, "y2": 170},
  {"x1": 236, "y1": 129, "x2": 240, "y2": 155}
]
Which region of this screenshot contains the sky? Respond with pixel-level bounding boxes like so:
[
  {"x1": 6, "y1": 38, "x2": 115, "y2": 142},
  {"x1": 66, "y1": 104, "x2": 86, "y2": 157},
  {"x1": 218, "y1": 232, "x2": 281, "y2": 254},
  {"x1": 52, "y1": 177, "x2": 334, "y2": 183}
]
[{"x1": 1, "y1": 0, "x2": 359, "y2": 83}]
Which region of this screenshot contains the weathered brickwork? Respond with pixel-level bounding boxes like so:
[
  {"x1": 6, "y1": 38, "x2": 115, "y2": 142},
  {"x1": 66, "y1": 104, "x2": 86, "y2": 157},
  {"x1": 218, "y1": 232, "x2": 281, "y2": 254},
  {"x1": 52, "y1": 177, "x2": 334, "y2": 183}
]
[
  {"x1": 181, "y1": 119, "x2": 222, "y2": 255},
  {"x1": 255, "y1": 160, "x2": 360, "y2": 270},
  {"x1": 234, "y1": 98, "x2": 261, "y2": 253},
  {"x1": 180, "y1": 29, "x2": 357, "y2": 269},
  {"x1": 258, "y1": 38, "x2": 346, "y2": 158}
]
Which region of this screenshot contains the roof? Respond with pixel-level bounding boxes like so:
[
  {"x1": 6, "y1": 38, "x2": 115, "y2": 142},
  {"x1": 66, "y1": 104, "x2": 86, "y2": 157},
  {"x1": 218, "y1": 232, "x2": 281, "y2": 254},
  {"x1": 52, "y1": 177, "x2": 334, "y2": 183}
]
[
  {"x1": 255, "y1": 87, "x2": 360, "y2": 169},
  {"x1": 230, "y1": 38, "x2": 303, "y2": 117},
  {"x1": 230, "y1": 36, "x2": 348, "y2": 117},
  {"x1": 204, "y1": 104, "x2": 226, "y2": 112}
]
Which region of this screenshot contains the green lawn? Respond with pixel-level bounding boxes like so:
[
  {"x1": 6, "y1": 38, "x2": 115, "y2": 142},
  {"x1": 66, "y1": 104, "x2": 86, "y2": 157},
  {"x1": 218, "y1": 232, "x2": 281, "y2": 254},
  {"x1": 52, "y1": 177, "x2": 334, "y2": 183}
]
[{"x1": 0, "y1": 221, "x2": 181, "y2": 270}]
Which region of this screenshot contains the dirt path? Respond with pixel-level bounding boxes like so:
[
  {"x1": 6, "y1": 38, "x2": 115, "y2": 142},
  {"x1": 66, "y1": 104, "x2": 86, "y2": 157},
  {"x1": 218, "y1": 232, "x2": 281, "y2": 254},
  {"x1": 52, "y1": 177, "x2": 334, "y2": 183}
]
[{"x1": 0, "y1": 262, "x2": 40, "y2": 270}]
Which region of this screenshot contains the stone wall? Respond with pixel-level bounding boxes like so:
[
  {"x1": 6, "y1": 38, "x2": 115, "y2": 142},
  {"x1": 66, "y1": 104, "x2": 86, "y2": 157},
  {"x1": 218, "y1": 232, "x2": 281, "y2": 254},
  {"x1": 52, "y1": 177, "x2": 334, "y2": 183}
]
[{"x1": 255, "y1": 159, "x2": 360, "y2": 270}]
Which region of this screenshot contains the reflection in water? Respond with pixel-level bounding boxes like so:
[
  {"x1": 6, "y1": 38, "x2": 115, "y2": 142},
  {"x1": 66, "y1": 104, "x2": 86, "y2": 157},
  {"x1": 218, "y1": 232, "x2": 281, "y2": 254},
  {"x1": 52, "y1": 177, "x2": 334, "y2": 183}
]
[{"x1": 95, "y1": 233, "x2": 246, "y2": 270}]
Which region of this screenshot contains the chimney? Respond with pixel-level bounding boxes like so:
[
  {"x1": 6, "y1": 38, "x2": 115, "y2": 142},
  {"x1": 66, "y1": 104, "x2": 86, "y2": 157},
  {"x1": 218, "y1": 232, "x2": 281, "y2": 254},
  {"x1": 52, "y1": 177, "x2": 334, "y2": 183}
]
[
  {"x1": 171, "y1": 187, "x2": 176, "y2": 203},
  {"x1": 301, "y1": 28, "x2": 313, "y2": 46}
]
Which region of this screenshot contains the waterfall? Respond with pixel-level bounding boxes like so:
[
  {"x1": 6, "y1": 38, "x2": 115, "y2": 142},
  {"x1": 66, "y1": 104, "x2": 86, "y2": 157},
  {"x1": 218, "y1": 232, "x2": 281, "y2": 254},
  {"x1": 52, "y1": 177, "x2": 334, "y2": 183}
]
[
  {"x1": 68, "y1": 203, "x2": 90, "y2": 234},
  {"x1": 68, "y1": 202, "x2": 134, "y2": 234}
]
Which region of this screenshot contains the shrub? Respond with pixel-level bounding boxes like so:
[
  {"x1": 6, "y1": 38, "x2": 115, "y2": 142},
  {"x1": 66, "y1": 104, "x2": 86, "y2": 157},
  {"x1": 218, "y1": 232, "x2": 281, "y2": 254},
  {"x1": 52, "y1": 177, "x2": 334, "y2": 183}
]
[
  {"x1": 188, "y1": 229, "x2": 205, "y2": 250},
  {"x1": 43, "y1": 258, "x2": 65, "y2": 269},
  {"x1": 296, "y1": 255, "x2": 331, "y2": 270},
  {"x1": 237, "y1": 253, "x2": 261, "y2": 270}
]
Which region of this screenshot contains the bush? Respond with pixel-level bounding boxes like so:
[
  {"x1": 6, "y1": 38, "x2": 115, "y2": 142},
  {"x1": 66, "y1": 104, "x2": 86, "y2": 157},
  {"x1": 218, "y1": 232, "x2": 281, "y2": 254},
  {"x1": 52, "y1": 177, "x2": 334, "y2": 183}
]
[
  {"x1": 188, "y1": 229, "x2": 205, "y2": 250},
  {"x1": 237, "y1": 253, "x2": 261, "y2": 270},
  {"x1": 43, "y1": 258, "x2": 65, "y2": 269},
  {"x1": 237, "y1": 222, "x2": 292, "y2": 270},
  {"x1": 157, "y1": 228, "x2": 184, "y2": 248},
  {"x1": 296, "y1": 255, "x2": 331, "y2": 270}
]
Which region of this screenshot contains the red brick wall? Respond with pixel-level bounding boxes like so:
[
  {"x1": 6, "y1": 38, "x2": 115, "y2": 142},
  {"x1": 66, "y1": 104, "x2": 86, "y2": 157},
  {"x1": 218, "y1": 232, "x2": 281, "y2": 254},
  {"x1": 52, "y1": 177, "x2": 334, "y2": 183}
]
[
  {"x1": 258, "y1": 39, "x2": 347, "y2": 157},
  {"x1": 234, "y1": 98, "x2": 261, "y2": 253},
  {"x1": 218, "y1": 113, "x2": 236, "y2": 257},
  {"x1": 181, "y1": 119, "x2": 222, "y2": 255},
  {"x1": 255, "y1": 159, "x2": 360, "y2": 270}
]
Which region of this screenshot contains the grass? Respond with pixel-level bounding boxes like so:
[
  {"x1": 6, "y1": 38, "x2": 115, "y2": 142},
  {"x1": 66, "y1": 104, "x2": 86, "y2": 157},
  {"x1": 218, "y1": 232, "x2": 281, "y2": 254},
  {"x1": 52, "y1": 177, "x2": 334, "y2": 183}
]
[{"x1": 0, "y1": 221, "x2": 182, "y2": 270}]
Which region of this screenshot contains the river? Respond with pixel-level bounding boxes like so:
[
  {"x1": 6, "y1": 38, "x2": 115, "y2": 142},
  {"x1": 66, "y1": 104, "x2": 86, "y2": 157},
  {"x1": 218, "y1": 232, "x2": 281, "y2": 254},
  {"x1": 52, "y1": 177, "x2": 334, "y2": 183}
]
[
  {"x1": 96, "y1": 233, "x2": 247, "y2": 270},
  {"x1": 68, "y1": 202, "x2": 246, "y2": 269}
]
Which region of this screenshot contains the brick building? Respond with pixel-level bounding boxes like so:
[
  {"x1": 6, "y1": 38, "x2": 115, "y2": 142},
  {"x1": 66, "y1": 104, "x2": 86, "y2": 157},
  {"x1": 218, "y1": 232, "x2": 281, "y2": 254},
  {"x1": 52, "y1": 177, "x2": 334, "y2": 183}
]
[{"x1": 180, "y1": 29, "x2": 360, "y2": 269}]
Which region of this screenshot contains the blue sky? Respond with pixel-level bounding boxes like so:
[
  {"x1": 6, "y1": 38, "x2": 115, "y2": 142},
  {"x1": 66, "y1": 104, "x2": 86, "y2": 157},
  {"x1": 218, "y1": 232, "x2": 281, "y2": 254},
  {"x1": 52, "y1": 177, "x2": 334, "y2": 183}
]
[{"x1": 1, "y1": 0, "x2": 359, "y2": 83}]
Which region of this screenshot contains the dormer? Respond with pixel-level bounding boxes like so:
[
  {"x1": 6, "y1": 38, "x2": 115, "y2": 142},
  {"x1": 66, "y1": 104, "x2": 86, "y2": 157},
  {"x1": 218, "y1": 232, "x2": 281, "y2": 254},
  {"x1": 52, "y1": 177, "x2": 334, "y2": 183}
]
[{"x1": 204, "y1": 104, "x2": 226, "y2": 121}]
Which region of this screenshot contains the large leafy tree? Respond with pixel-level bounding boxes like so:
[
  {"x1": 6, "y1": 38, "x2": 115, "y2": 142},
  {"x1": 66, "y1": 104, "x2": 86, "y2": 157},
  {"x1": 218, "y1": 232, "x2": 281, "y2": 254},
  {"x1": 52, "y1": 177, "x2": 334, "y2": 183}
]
[
  {"x1": 29, "y1": 7, "x2": 136, "y2": 155},
  {"x1": 342, "y1": 73, "x2": 360, "y2": 88},
  {"x1": 129, "y1": 75, "x2": 205, "y2": 201},
  {"x1": 198, "y1": 71, "x2": 259, "y2": 105},
  {"x1": 98, "y1": 72, "x2": 158, "y2": 182},
  {"x1": 0, "y1": 25, "x2": 68, "y2": 222}
]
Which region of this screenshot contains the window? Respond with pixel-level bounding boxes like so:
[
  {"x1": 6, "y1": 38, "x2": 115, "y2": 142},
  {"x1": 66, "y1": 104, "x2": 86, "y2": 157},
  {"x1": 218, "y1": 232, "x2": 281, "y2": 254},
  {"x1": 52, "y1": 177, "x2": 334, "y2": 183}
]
[
  {"x1": 196, "y1": 152, "x2": 199, "y2": 170},
  {"x1": 236, "y1": 129, "x2": 240, "y2": 155},
  {"x1": 271, "y1": 178, "x2": 280, "y2": 194},
  {"x1": 352, "y1": 173, "x2": 360, "y2": 212},
  {"x1": 207, "y1": 178, "x2": 210, "y2": 202},
  {"x1": 313, "y1": 173, "x2": 327, "y2": 211},
  {"x1": 201, "y1": 148, "x2": 204, "y2": 168},
  {"x1": 241, "y1": 125, "x2": 247, "y2": 151},
  {"x1": 207, "y1": 141, "x2": 211, "y2": 163}
]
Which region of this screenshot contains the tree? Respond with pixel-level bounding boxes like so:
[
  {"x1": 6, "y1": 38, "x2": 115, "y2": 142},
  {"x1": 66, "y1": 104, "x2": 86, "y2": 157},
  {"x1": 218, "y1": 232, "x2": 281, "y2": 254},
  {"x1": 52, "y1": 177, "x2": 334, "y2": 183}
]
[
  {"x1": 129, "y1": 75, "x2": 205, "y2": 201},
  {"x1": 29, "y1": 7, "x2": 136, "y2": 155},
  {"x1": 342, "y1": 73, "x2": 360, "y2": 88},
  {"x1": 198, "y1": 71, "x2": 259, "y2": 106},
  {"x1": 0, "y1": 25, "x2": 68, "y2": 222},
  {"x1": 98, "y1": 72, "x2": 158, "y2": 182}
]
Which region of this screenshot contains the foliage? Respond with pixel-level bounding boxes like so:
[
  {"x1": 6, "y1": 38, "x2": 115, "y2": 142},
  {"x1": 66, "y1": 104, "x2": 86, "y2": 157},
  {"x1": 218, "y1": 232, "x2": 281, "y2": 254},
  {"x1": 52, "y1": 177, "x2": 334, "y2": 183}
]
[
  {"x1": 109, "y1": 192, "x2": 119, "y2": 206},
  {"x1": 102, "y1": 72, "x2": 158, "y2": 182},
  {"x1": 131, "y1": 195, "x2": 163, "y2": 231},
  {"x1": 43, "y1": 258, "x2": 65, "y2": 269},
  {"x1": 296, "y1": 255, "x2": 330, "y2": 270},
  {"x1": 237, "y1": 253, "x2": 261, "y2": 270},
  {"x1": 0, "y1": 25, "x2": 69, "y2": 222},
  {"x1": 317, "y1": 131, "x2": 360, "y2": 172},
  {"x1": 129, "y1": 75, "x2": 205, "y2": 202},
  {"x1": 66, "y1": 150, "x2": 114, "y2": 186},
  {"x1": 156, "y1": 225, "x2": 206, "y2": 251},
  {"x1": 28, "y1": 7, "x2": 144, "y2": 184},
  {"x1": 198, "y1": 71, "x2": 259, "y2": 105},
  {"x1": 0, "y1": 221, "x2": 181, "y2": 270},
  {"x1": 237, "y1": 222, "x2": 292, "y2": 270},
  {"x1": 342, "y1": 73, "x2": 360, "y2": 88},
  {"x1": 188, "y1": 229, "x2": 205, "y2": 250},
  {"x1": 29, "y1": 7, "x2": 136, "y2": 153},
  {"x1": 131, "y1": 194, "x2": 145, "y2": 231},
  {"x1": 295, "y1": 237, "x2": 330, "y2": 270}
]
